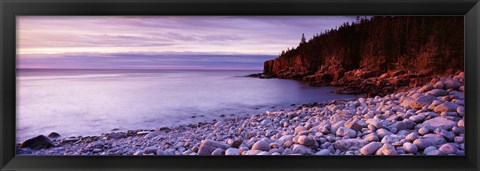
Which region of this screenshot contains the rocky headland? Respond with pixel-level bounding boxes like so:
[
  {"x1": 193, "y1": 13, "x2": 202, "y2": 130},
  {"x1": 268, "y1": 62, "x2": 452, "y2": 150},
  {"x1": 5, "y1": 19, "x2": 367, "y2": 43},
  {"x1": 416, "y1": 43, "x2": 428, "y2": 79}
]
[
  {"x1": 17, "y1": 72, "x2": 465, "y2": 156},
  {"x1": 263, "y1": 16, "x2": 463, "y2": 97}
]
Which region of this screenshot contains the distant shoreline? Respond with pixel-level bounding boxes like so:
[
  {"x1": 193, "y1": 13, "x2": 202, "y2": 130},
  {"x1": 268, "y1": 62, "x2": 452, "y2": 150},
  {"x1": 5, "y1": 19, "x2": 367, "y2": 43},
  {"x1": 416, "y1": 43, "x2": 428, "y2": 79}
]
[{"x1": 16, "y1": 68, "x2": 264, "y2": 72}]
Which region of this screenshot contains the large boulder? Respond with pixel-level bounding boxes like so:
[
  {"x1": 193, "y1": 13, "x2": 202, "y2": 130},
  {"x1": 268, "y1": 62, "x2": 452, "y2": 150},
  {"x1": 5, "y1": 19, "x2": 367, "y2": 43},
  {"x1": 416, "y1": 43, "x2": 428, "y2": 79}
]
[{"x1": 20, "y1": 135, "x2": 55, "y2": 150}]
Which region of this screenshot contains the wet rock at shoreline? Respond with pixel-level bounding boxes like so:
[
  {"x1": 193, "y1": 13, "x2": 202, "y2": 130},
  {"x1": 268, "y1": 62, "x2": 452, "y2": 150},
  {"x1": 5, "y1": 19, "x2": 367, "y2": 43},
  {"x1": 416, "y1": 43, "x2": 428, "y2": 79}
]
[{"x1": 20, "y1": 135, "x2": 55, "y2": 150}]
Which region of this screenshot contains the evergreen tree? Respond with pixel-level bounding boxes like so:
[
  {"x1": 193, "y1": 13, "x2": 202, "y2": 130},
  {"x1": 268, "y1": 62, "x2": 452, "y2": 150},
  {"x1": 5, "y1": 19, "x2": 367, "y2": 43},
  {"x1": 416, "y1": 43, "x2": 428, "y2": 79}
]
[{"x1": 300, "y1": 33, "x2": 307, "y2": 44}]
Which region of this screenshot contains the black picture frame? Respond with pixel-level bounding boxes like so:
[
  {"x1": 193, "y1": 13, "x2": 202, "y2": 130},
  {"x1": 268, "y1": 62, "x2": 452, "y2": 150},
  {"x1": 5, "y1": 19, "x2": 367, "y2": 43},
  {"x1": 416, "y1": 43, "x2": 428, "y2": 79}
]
[{"x1": 1, "y1": 0, "x2": 479, "y2": 170}]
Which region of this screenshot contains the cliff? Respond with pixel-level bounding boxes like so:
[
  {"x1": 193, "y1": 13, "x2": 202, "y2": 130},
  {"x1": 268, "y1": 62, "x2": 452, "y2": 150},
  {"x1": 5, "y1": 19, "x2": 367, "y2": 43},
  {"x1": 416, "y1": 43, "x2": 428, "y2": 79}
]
[{"x1": 264, "y1": 16, "x2": 464, "y2": 97}]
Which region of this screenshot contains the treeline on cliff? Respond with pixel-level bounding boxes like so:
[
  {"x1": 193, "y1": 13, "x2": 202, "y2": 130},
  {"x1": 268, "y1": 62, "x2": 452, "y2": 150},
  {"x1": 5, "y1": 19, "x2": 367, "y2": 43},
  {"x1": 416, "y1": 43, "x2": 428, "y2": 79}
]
[{"x1": 265, "y1": 16, "x2": 464, "y2": 75}]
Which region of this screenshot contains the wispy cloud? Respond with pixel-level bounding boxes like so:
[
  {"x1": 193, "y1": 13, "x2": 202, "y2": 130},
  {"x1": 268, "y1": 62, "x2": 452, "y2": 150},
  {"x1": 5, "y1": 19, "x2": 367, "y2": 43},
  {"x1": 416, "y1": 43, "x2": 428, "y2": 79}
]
[{"x1": 17, "y1": 16, "x2": 358, "y2": 69}]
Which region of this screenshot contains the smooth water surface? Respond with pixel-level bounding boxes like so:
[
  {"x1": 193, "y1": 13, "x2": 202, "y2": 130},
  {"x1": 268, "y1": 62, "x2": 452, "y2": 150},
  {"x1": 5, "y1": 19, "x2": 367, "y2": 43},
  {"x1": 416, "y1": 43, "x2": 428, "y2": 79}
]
[{"x1": 17, "y1": 69, "x2": 359, "y2": 142}]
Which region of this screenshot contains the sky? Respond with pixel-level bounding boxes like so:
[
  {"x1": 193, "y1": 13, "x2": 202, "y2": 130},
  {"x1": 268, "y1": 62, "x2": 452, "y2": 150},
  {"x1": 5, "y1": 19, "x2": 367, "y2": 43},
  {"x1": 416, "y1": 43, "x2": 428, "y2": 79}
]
[{"x1": 17, "y1": 16, "x2": 358, "y2": 70}]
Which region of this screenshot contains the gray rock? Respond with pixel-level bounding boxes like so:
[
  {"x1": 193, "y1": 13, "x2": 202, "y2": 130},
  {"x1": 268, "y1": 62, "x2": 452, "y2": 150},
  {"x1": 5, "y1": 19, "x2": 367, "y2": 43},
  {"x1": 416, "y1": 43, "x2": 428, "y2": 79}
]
[
  {"x1": 452, "y1": 126, "x2": 463, "y2": 135},
  {"x1": 292, "y1": 144, "x2": 313, "y2": 155},
  {"x1": 20, "y1": 135, "x2": 55, "y2": 150},
  {"x1": 376, "y1": 128, "x2": 392, "y2": 139},
  {"x1": 457, "y1": 119, "x2": 464, "y2": 128},
  {"x1": 381, "y1": 135, "x2": 400, "y2": 144},
  {"x1": 133, "y1": 150, "x2": 144, "y2": 155},
  {"x1": 418, "y1": 84, "x2": 434, "y2": 93},
  {"x1": 227, "y1": 138, "x2": 243, "y2": 148},
  {"x1": 366, "y1": 119, "x2": 383, "y2": 129},
  {"x1": 244, "y1": 150, "x2": 262, "y2": 155},
  {"x1": 418, "y1": 127, "x2": 430, "y2": 135},
  {"x1": 345, "y1": 119, "x2": 363, "y2": 131},
  {"x1": 156, "y1": 150, "x2": 170, "y2": 155},
  {"x1": 211, "y1": 148, "x2": 224, "y2": 155},
  {"x1": 409, "y1": 115, "x2": 426, "y2": 123},
  {"x1": 426, "y1": 150, "x2": 444, "y2": 155},
  {"x1": 295, "y1": 126, "x2": 307, "y2": 133},
  {"x1": 336, "y1": 127, "x2": 357, "y2": 137},
  {"x1": 297, "y1": 135, "x2": 315, "y2": 146},
  {"x1": 334, "y1": 139, "x2": 368, "y2": 151},
  {"x1": 225, "y1": 148, "x2": 240, "y2": 155},
  {"x1": 108, "y1": 132, "x2": 127, "y2": 140},
  {"x1": 402, "y1": 142, "x2": 418, "y2": 153},
  {"x1": 438, "y1": 143, "x2": 458, "y2": 154},
  {"x1": 360, "y1": 142, "x2": 382, "y2": 155},
  {"x1": 434, "y1": 102, "x2": 459, "y2": 113},
  {"x1": 423, "y1": 133, "x2": 444, "y2": 139},
  {"x1": 144, "y1": 131, "x2": 164, "y2": 138},
  {"x1": 257, "y1": 151, "x2": 270, "y2": 155},
  {"x1": 331, "y1": 121, "x2": 347, "y2": 134},
  {"x1": 251, "y1": 140, "x2": 271, "y2": 151},
  {"x1": 282, "y1": 148, "x2": 293, "y2": 155},
  {"x1": 454, "y1": 136, "x2": 464, "y2": 143},
  {"x1": 405, "y1": 132, "x2": 419, "y2": 142},
  {"x1": 437, "y1": 129, "x2": 455, "y2": 141},
  {"x1": 315, "y1": 149, "x2": 331, "y2": 155},
  {"x1": 413, "y1": 138, "x2": 446, "y2": 149},
  {"x1": 444, "y1": 78, "x2": 461, "y2": 90},
  {"x1": 426, "y1": 89, "x2": 449, "y2": 97},
  {"x1": 144, "y1": 147, "x2": 157, "y2": 154},
  {"x1": 364, "y1": 133, "x2": 379, "y2": 142},
  {"x1": 381, "y1": 143, "x2": 398, "y2": 155},
  {"x1": 409, "y1": 95, "x2": 437, "y2": 109},
  {"x1": 423, "y1": 146, "x2": 437, "y2": 155},
  {"x1": 47, "y1": 132, "x2": 61, "y2": 139},
  {"x1": 419, "y1": 117, "x2": 457, "y2": 130},
  {"x1": 394, "y1": 122, "x2": 408, "y2": 130},
  {"x1": 198, "y1": 139, "x2": 229, "y2": 156}
]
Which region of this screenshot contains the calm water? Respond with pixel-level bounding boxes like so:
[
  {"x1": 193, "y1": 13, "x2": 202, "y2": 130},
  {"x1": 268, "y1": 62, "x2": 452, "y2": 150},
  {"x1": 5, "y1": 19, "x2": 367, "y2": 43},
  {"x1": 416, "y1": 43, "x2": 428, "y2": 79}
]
[{"x1": 16, "y1": 69, "x2": 358, "y2": 142}]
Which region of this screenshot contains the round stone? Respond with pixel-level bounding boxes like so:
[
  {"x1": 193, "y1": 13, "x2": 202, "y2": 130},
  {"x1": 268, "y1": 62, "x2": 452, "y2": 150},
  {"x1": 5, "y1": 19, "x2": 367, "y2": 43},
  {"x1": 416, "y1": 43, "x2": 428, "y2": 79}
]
[
  {"x1": 251, "y1": 140, "x2": 271, "y2": 151},
  {"x1": 402, "y1": 142, "x2": 418, "y2": 153}
]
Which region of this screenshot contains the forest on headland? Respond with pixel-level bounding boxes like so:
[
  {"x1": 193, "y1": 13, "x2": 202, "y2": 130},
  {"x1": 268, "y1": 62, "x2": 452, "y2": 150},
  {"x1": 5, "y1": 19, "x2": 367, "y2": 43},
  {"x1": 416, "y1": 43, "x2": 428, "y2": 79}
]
[{"x1": 263, "y1": 16, "x2": 464, "y2": 97}]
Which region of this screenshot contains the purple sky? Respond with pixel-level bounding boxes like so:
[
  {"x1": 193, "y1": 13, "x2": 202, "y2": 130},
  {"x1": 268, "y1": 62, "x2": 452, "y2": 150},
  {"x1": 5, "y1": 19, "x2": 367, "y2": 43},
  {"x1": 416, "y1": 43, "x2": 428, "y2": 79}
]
[{"x1": 17, "y1": 16, "x2": 358, "y2": 69}]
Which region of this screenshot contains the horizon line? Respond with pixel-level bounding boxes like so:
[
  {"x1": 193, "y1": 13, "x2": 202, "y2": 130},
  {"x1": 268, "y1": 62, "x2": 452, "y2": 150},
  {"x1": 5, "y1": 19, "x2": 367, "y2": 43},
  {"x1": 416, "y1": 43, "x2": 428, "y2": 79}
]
[{"x1": 16, "y1": 67, "x2": 264, "y2": 71}]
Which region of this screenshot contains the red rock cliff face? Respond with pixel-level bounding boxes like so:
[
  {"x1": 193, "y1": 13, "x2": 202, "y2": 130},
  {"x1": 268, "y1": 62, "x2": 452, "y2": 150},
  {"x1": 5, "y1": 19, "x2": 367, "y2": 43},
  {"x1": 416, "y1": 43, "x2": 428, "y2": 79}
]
[
  {"x1": 265, "y1": 55, "x2": 317, "y2": 80},
  {"x1": 263, "y1": 16, "x2": 464, "y2": 96}
]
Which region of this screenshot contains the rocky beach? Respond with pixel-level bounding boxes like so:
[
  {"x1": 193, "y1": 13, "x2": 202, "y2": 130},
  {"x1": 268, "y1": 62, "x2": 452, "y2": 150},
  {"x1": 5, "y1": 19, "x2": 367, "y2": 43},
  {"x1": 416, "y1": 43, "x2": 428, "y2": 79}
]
[{"x1": 17, "y1": 72, "x2": 465, "y2": 156}]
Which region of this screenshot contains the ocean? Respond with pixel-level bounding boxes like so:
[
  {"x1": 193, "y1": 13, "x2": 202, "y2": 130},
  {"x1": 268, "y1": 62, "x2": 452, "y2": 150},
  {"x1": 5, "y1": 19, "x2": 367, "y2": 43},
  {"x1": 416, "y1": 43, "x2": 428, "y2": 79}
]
[{"x1": 16, "y1": 69, "x2": 359, "y2": 142}]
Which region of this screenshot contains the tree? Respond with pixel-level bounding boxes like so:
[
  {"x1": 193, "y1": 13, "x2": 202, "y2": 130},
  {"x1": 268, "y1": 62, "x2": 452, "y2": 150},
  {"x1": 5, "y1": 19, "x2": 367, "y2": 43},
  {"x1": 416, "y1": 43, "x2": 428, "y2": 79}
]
[{"x1": 300, "y1": 33, "x2": 307, "y2": 44}]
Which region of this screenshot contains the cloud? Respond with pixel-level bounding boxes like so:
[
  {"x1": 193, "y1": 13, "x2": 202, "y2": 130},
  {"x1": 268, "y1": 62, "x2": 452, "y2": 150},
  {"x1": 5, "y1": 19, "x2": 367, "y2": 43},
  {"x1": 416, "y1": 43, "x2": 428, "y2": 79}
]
[{"x1": 17, "y1": 16, "x2": 360, "y2": 69}]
